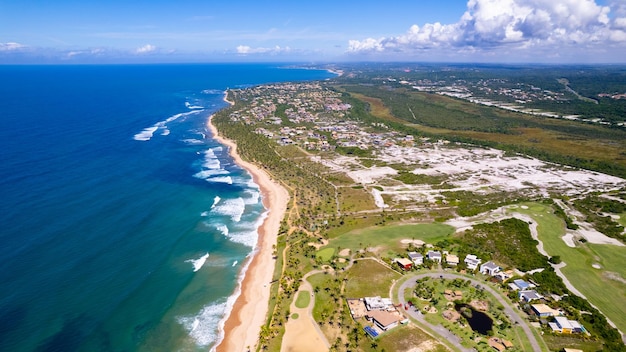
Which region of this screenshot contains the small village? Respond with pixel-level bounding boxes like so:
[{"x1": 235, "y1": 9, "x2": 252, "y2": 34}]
[{"x1": 218, "y1": 81, "x2": 626, "y2": 352}]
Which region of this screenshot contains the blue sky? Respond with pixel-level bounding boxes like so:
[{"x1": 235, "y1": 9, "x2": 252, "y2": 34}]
[{"x1": 1, "y1": 0, "x2": 625, "y2": 64}]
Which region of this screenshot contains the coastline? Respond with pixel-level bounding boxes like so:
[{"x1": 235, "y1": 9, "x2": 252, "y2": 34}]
[{"x1": 208, "y1": 95, "x2": 289, "y2": 352}]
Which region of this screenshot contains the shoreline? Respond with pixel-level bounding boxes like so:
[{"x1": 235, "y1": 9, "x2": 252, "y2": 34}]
[{"x1": 208, "y1": 97, "x2": 289, "y2": 352}]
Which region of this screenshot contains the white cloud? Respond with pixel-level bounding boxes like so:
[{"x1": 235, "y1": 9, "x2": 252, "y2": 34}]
[
  {"x1": 0, "y1": 42, "x2": 26, "y2": 51},
  {"x1": 135, "y1": 44, "x2": 156, "y2": 54},
  {"x1": 236, "y1": 45, "x2": 291, "y2": 55},
  {"x1": 347, "y1": 0, "x2": 626, "y2": 58}
]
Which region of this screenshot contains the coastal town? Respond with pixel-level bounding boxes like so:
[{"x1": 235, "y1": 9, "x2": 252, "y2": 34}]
[{"x1": 211, "y1": 78, "x2": 626, "y2": 352}]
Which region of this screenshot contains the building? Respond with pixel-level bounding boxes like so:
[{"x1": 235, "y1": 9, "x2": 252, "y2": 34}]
[
  {"x1": 509, "y1": 279, "x2": 531, "y2": 291},
  {"x1": 395, "y1": 257, "x2": 413, "y2": 271},
  {"x1": 531, "y1": 304, "x2": 561, "y2": 318},
  {"x1": 364, "y1": 296, "x2": 393, "y2": 311},
  {"x1": 408, "y1": 251, "x2": 424, "y2": 265},
  {"x1": 464, "y1": 254, "x2": 482, "y2": 270},
  {"x1": 480, "y1": 261, "x2": 501, "y2": 276},
  {"x1": 549, "y1": 316, "x2": 586, "y2": 334},
  {"x1": 427, "y1": 250, "x2": 442, "y2": 262},
  {"x1": 446, "y1": 254, "x2": 460, "y2": 266},
  {"x1": 519, "y1": 290, "x2": 542, "y2": 302},
  {"x1": 367, "y1": 310, "x2": 402, "y2": 331}
]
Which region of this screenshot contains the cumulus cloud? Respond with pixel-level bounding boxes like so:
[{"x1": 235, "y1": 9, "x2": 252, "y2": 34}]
[
  {"x1": 347, "y1": 0, "x2": 626, "y2": 56},
  {"x1": 236, "y1": 45, "x2": 291, "y2": 55},
  {"x1": 135, "y1": 44, "x2": 156, "y2": 54},
  {"x1": 0, "y1": 42, "x2": 26, "y2": 51}
]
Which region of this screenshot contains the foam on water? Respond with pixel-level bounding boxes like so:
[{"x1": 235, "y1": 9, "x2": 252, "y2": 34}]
[
  {"x1": 207, "y1": 176, "x2": 233, "y2": 184},
  {"x1": 185, "y1": 101, "x2": 204, "y2": 110},
  {"x1": 232, "y1": 261, "x2": 238, "y2": 267},
  {"x1": 182, "y1": 138, "x2": 205, "y2": 145},
  {"x1": 133, "y1": 110, "x2": 200, "y2": 141},
  {"x1": 193, "y1": 169, "x2": 230, "y2": 180},
  {"x1": 215, "y1": 224, "x2": 229, "y2": 237},
  {"x1": 211, "y1": 196, "x2": 221, "y2": 209},
  {"x1": 211, "y1": 197, "x2": 245, "y2": 222},
  {"x1": 185, "y1": 253, "x2": 209, "y2": 272},
  {"x1": 133, "y1": 126, "x2": 159, "y2": 141},
  {"x1": 243, "y1": 189, "x2": 261, "y2": 205},
  {"x1": 178, "y1": 301, "x2": 227, "y2": 347}
]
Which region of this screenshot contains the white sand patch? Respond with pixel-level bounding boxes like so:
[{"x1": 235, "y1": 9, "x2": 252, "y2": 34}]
[
  {"x1": 576, "y1": 226, "x2": 625, "y2": 246},
  {"x1": 592, "y1": 263, "x2": 602, "y2": 269},
  {"x1": 562, "y1": 233, "x2": 576, "y2": 248},
  {"x1": 400, "y1": 239, "x2": 426, "y2": 246},
  {"x1": 520, "y1": 205, "x2": 529, "y2": 209},
  {"x1": 371, "y1": 188, "x2": 388, "y2": 208},
  {"x1": 347, "y1": 166, "x2": 397, "y2": 184},
  {"x1": 338, "y1": 248, "x2": 351, "y2": 257}
]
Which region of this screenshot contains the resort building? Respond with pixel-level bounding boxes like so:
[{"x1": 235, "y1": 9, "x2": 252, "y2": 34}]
[
  {"x1": 395, "y1": 257, "x2": 413, "y2": 271},
  {"x1": 464, "y1": 254, "x2": 481, "y2": 270},
  {"x1": 480, "y1": 261, "x2": 501, "y2": 276},
  {"x1": 364, "y1": 296, "x2": 393, "y2": 311},
  {"x1": 519, "y1": 290, "x2": 542, "y2": 302},
  {"x1": 367, "y1": 310, "x2": 402, "y2": 331},
  {"x1": 509, "y1": 279, "x2": 531, "y2": 291},
  {"x1": 445, "y1": 254, "x2": 460, "y2": 266},
  {"x1": 427, "y1": 250, "x2": 442, "y2": 262},
  {"x1": 408, "y1": 251, "x2": 424, "y2": 265},
  {"x1": 531, "y1": 304, "x2": 561, "y2": 318},
  {"x1": 549, "y1": 316, "x2": 586, "y2": 334}
]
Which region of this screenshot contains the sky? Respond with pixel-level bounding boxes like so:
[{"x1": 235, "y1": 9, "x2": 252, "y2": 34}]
[{"x1": 1, "y1": 0, "x2": 626, "y2": 64}]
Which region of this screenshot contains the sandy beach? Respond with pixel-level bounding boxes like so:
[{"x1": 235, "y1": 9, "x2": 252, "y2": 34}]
[{"x1": 208, "y1": 107, "x2": 289, "y2": 352}]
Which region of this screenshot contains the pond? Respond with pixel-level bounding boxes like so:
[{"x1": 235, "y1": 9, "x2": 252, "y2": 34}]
[{"x1": 455, "y1": 303, "x2": 493, "y2": 335}]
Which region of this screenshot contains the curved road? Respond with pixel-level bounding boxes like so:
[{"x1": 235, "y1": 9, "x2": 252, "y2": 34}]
[{"x1": 396, "y1": 272, "x2": 543, "y2": 352}]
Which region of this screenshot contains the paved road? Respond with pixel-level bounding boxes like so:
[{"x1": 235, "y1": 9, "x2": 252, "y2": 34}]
[{"x1": 397, "y1": 272, "x2": 543, "y2": 352}]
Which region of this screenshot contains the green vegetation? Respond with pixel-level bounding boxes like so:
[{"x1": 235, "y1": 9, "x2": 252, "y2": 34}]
[
  {"x1": 344, "y1": 259, "x2": 401, "y2": 297},
  {"x1": 458, "y1": 218, "x2": 549, "y2": 271},
  {"x1": 572, "y1": 195, "x2": 626, "y2": 242},
  {"x1": 295, "y1": 290, "x2": 311, "y2": 309},
  {"x1": 513, "y1": 202, "x2": 626, "y2": 351},
  {"x1": 334, "y1": 81, "x2": 626, "y2": 178},
  {"x1": 316, "y1": 247, "x2": 335, "y2": 262},
  {"x1": 325, "y1": 223, "x2": 455, "y2": 254}
]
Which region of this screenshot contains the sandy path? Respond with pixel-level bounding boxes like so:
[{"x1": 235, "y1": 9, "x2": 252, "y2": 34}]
[
  {"x1": 281, "y1": 272, "x2": 329, "y2": 352},
  {"x1": 208, "y1": 114, "x2": 290, "y2": 352}
]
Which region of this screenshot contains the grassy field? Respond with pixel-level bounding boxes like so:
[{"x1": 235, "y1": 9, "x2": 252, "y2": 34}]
[
  {"x1": 295, "y1": 290, "x2": 311, "y2": 309},
  {"x1": 344, "y1": 258, "x2": 401, "y2": 297},
  {"x1": 316, "y1": 247, "x2": 335, "y2": 262},
  {"x1": 511, "y1": 202, "x2": 626, "y2": 334},
  {"x1": 340, "y1": 85, "x2": 626, "y2": 178},
  {"x1": 325, "y1": 223, "x2": 455, "y2": 254},
  {"x1": 377, "y1": 324, "x2": 447, "y2": 352}
]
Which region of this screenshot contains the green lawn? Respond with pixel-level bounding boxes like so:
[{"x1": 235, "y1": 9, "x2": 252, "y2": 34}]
[
  {"x1": 325, "y1": 223, "x2": 455, "y2": 254},
  {"x1": 512, "y1": 202, "x2": 626, "y2": 335},
  {"x1": 295, "y1": 290, "x2": 311, "y2": 309},
  {"x1": 316, "y1": 247, "x2": 335, "y2": 262},
  {"x1": 344, "y1": 259, "x2": 401, "y2": 298}
]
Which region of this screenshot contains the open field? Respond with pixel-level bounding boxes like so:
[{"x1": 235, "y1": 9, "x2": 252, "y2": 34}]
[
  {"x1": 338, "y1": 85, "x2": 626, "y2": 178},
  {"x1": 324, "y1": 223, "x2": 455, "y2": 255},
  {"x1": 344, "y1": 258, "x2": 401, "y2": 297},
  {"x1": 512, "y1": 202, "x2": 626, "y2": 334}
]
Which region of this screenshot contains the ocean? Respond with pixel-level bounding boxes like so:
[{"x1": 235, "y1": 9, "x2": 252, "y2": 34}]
[{"x1": 0, "y1": 64, "x2": 334, "y2": 352}]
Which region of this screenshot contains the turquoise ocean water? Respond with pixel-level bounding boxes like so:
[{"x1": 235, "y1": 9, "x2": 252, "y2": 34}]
[{"x1": 0, "y1": 64, "x2": 333, "y2": 351}]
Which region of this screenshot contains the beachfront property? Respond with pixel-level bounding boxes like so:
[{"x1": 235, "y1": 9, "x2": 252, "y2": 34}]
[
  {"x1": 549, "y1": 316, "x2": 586, "y2": 334},
  {"x1": 408, "y1": 251, "x2": 424, "y2": 265},
  {"x1": 464, "y1": 254, "x2": 481, "y2": 270},
  {"x1": 427, "y1": 250, "x2": 442, "y2": 262},
  {"x1": 480, "y1": 261, "x2": 501, "y2": 276}
]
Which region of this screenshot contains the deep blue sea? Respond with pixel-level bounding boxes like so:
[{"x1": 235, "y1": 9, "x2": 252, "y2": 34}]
[{"x1": 0, "y1": 64, "x2": 333, "y2": 352}]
